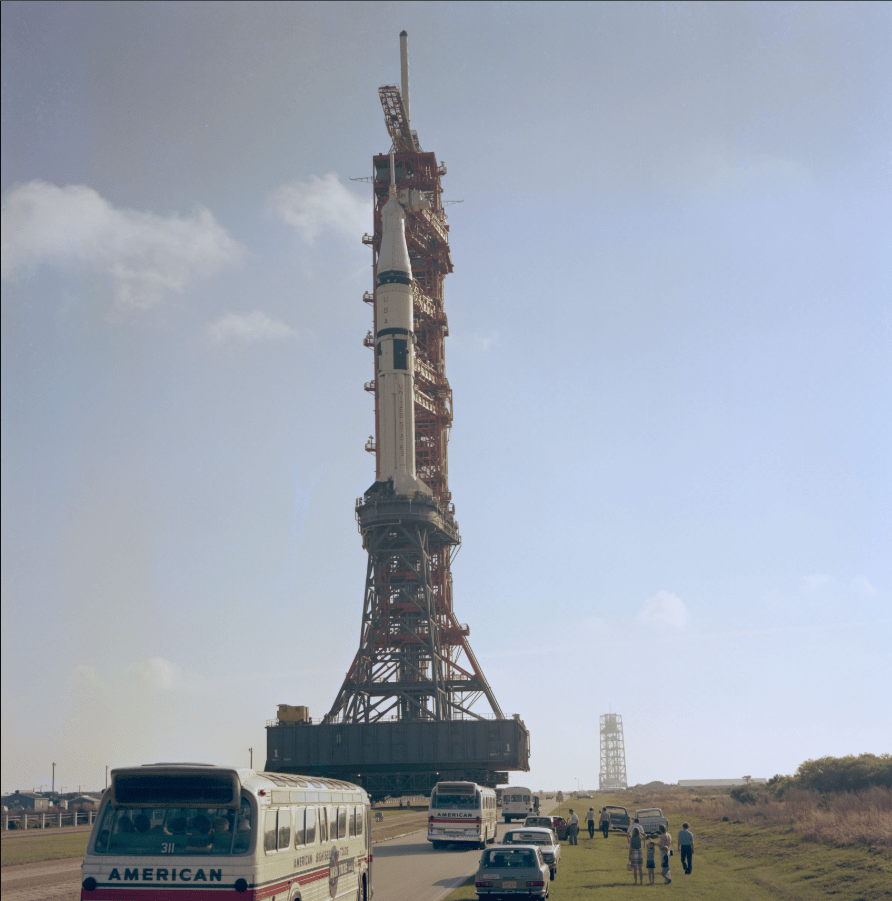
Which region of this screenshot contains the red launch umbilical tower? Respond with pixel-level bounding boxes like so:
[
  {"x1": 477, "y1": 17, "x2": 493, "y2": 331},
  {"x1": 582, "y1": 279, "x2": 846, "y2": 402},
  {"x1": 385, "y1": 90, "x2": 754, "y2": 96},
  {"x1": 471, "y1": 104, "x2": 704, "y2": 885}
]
[{"x1": 325, "y1": 39, "x2": 503, "y2": 725}]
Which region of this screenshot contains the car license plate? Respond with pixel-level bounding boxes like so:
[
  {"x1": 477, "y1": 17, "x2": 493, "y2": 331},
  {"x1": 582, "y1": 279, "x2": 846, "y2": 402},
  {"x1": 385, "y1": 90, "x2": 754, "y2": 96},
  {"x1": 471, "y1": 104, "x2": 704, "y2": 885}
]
[{"x1": 502, "y1": 880, "x2": 517, "y2": 889}]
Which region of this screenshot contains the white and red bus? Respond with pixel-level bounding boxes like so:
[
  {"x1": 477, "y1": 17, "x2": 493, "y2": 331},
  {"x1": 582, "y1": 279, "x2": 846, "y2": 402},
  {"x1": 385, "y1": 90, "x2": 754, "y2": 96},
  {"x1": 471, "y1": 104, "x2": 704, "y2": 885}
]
[
  {"x1": 427, "y1": 781, "x2": 497, "y2": 848},
  {"x1": 80, "y1": 763, "x2": 372, "y2": 900}
]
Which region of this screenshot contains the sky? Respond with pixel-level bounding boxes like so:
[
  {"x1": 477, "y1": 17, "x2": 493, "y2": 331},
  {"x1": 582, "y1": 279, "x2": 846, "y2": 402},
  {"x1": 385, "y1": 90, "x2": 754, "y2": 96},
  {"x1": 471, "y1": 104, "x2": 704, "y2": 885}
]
[{"x1": 2, "y1": 1, "x2": 890, "y2": 796}]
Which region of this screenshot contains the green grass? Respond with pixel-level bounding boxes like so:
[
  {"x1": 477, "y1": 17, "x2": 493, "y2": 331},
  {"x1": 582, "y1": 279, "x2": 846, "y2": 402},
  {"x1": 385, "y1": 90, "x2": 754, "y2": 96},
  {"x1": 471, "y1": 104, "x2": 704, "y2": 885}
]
[
  {"x1": 374, "y1": 805, "x2": 427, "y2": 817},
  {"x1": 443, "y1": 799, "x2": 892, "y2": 901},
  {"x1": 1, "y1": 832, "x2": 90, "y2": 867}
]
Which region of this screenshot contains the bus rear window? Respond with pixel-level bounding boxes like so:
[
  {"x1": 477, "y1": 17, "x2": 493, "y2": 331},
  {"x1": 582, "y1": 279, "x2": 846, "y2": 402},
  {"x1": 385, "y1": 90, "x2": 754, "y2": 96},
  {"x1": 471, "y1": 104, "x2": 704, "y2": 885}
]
[{"x1": 94, "y1": 799, "x2": 254, "y2": 856}]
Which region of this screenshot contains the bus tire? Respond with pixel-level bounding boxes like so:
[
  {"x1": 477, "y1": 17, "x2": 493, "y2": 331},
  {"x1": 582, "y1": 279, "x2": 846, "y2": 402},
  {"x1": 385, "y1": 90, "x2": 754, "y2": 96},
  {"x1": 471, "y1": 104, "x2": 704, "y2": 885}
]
[{"x1": 356, "y1": 874, "x2": 366, "y2": 901}]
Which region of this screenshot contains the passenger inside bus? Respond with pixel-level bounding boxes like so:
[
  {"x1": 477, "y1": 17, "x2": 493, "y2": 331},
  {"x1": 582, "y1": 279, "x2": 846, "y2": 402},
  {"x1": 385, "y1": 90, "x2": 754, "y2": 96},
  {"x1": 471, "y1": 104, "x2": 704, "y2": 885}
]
[{"x1": 95, "y1": 805, "x2": 255, "y2": 855}]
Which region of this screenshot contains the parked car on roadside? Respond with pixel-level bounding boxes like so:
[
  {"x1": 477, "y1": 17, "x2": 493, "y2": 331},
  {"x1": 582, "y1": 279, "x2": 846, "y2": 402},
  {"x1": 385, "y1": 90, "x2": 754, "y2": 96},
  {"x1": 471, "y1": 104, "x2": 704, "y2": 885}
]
[
  {"x1": 603, "y1": 805, "x2": 631, "y2": 832},
  {"x1": 524, "y1": 814, "x2": 568, "y2": 841},
  {"x1": 503, "y1": 827, "x2": 561, "y2": 880},
  {"x1": 475, "y1": 845, "x2": 550, "y2": 899},
  {"x1": 634, "y1": 808, "x2": 669, "y2": 835}
]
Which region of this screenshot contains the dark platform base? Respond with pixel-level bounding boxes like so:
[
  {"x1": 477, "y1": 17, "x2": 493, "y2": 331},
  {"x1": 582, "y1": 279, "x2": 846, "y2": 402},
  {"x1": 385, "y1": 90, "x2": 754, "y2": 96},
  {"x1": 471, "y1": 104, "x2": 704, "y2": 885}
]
[{"x1": 266, "y1": 717, "x2": 529, "y2": 801}]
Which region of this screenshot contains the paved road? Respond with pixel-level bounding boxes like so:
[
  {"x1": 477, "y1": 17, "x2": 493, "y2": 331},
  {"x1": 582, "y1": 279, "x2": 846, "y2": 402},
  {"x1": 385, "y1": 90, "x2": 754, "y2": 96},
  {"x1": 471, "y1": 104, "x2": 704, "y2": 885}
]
[
  {"x1": 373, "y1": 821, "x2": 497, "y2": 901},
  {"x1": 0, "y1": 801, "x2": 555, "y2": 901},
  {"x1": 373, "y1": 798, "x2": 558, "y2": 901}
]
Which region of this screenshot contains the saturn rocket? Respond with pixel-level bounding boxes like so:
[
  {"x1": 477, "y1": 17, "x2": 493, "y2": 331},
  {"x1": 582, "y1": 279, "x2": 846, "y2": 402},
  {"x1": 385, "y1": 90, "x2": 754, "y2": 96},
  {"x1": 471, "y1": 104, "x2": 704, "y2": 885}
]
[{"x1": 373, "y1": 153, "x2": 432, "y2": 498}]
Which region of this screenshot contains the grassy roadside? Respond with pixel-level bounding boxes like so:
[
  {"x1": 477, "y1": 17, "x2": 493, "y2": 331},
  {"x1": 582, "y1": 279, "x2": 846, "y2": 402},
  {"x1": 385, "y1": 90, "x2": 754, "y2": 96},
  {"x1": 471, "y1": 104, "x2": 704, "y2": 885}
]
[
  {"x1": 443, "y1": 798, "x2": 891, "y2": 901},
  {"x1": 1, "y1": 832, "x2": 90, "y2": 867}
]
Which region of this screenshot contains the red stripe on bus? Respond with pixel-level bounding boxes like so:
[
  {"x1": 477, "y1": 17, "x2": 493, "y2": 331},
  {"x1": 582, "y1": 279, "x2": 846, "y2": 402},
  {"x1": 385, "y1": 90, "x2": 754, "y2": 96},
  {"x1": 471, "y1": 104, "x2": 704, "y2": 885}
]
[
  {"x1": 429, "y1": 817, "x2": 482, "y2": 823},
  {"x1": 84, "y1": 890, "x2": 256, "y2": 900}
]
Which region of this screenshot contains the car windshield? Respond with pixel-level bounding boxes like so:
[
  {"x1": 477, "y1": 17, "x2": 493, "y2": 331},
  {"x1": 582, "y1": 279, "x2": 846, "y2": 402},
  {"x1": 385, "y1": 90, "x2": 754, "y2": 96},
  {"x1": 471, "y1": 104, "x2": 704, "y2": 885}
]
[
  {"x1": 483, "y1": 849, "x2": 536, "y2": 868},
  {"x1": 93, "y1": 800, "x2": 253, "y2": 855},
  {"x1": 637, "y1": 810, "x2": 660, "y2": 817}
]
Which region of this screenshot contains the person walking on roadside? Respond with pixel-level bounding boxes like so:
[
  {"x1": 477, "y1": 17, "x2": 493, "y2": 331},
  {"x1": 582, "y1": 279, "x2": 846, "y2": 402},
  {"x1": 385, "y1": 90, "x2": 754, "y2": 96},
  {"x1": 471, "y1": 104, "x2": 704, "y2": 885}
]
[
  {"x1": 677, "y1": 822, "x2": 694, "y2": 874},
  {"x1": 599, "y1": 807, "x2": 610, "y2": 838},
  {"x1": 627, "y1": 818, "x2": 645, "y2": 885},
  {"x1": 567, "y1": 809, "x2": 579, "y2": 845},
  {"x1": 585, "y1": 806, "x2": 596, "y2": 838},
  {"x1": 658, "y1": 823, "x2": 672, "y2": 884}
]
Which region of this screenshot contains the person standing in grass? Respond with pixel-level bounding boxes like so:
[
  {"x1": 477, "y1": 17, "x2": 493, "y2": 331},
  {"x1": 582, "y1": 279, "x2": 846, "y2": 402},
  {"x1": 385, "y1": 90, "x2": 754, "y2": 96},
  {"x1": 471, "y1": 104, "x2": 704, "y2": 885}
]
[
  {"x1": 645, "y1": 839, "x2": 657, "y2": 885},
  {"x1": 627, "y1": 818, "x2": 645, "y2": 885},
  {"x1": 658, "y1": 823, "x2": 672, "y2": 884},
  {"x1": 677, "y1": 822, "x2": 694, "y2": 874},
  {"x1": 567, "y1": 809, "x2": 579, "y2": 845},
  {"x1": 585, "y1": 806, "x2": 596, "y2": 838},
  {"x1": 599, "y1": 807, "x2": 610, "y2": 838}
]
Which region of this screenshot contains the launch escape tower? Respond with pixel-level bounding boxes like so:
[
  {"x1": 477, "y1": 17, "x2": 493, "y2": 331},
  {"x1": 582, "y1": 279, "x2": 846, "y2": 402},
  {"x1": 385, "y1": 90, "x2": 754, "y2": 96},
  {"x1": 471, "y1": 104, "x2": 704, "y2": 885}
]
[
  {"x1": 599, "y1": 713, "x2": 628, "y2": 791},
  {"x1": 266, "y1": 32, "x2": 529, "y2": 799}
]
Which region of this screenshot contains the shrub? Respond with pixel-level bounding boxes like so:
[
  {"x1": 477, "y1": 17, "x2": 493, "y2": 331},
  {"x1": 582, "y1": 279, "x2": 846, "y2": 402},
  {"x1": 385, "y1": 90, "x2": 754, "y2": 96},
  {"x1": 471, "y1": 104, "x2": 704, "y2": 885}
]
[
  {"x1": 730, "y1": 785, "x2": 758, "y2": 805},
  {"x1": 795, "y1": 754, "x2": 892, "y2": 794}
]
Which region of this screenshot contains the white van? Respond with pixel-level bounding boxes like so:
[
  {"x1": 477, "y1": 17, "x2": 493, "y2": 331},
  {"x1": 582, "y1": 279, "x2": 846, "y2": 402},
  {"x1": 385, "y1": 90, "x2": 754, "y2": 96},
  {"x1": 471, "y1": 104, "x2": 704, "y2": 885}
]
[{"x1": 501, "y1": 786, "x2": 533, "y2": 823}]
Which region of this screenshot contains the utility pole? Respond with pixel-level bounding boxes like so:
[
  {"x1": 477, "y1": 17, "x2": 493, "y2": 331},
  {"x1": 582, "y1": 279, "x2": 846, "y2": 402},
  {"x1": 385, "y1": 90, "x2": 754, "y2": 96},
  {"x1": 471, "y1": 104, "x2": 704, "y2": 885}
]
[
  {"x1": 105, "y1": 766, "x2": 108, "y2": 790},
  {"x1": 52, "y1": 762, "x2": 56, "y2": 794},
  {"x1": 249, "y1": 748, "x2": 253, "y2": 769}
]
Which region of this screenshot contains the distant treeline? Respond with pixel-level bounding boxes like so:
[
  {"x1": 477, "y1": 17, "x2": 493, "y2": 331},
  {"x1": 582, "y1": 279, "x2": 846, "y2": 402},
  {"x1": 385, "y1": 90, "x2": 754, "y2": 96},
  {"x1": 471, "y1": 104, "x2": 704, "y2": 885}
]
[{"x1": 757, "y1": 753, "x2": 892, "y2": 800}]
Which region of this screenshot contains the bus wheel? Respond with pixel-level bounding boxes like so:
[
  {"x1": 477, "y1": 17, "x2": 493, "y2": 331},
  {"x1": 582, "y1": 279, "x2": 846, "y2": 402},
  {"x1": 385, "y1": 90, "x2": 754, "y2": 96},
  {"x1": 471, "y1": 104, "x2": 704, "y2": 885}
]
[{"x1": 356, "y1": 875, "x2": 366, "y2": 901}]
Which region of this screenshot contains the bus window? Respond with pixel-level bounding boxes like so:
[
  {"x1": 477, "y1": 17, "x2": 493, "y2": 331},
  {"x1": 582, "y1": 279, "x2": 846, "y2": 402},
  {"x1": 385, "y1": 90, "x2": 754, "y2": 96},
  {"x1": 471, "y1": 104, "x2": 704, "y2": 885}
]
[
  {"x1": 354, "y1": 806, "x2": 363, "y2": 836},
  {"x1": 305, "y1": 807, "x2": 317, "y2": 844},
  {"x1": 348, "y1": 806, "x2": 354, "y2": 837},
  {"x1": 338, "y1": 807, "x2": 347, "y2": 840},
  {"x1": 277, "y1": 809, "x2": 291, "y2": 850},
  {"x1": 264, "y1": 810, "x2": 278, "y2": 853},
  {"x1": 233, "y1": 800, "x2": 253, "y2": 853},
  {"x1": 294, "y1": 808, "x2": 306, "y2": 847},
  {"x1": 319, "y1": 807, "x2": 328, "y2": 843}
]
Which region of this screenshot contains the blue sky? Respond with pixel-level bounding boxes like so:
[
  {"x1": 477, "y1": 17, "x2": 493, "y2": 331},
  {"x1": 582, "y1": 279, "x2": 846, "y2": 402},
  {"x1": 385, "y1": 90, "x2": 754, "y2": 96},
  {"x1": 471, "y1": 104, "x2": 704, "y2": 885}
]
[{"x1": 2, "y1": 1, "x2": 890, "y2": 795}]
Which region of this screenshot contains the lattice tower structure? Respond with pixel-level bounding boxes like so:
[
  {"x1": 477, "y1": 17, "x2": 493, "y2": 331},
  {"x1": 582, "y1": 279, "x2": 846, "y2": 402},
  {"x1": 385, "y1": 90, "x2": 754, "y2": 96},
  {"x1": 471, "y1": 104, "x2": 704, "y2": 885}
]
[
  {"x1": 325, "y1": 86, "x2": 503, "y2": 725},
  {"x1": 599, "y1": 713, "x2": 628, "y2": 791}
]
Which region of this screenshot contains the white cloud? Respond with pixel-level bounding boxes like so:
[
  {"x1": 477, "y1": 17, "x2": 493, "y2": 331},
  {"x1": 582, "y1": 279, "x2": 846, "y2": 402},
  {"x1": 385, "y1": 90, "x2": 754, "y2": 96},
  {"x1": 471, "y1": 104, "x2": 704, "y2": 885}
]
[
  {"x1": 1, "y1": 181, "x2": 243, "y2": 308},
  {"x1": 850, "y1": 575, "x2": 878, "y2": 596},
  {"x1": 129, "y1": 657, "x2": 209, "y2": 693},
  {"x1": 269, "y1": 173, "x2": 368, "y2": 244},
  {"x1": 636, "y1": 590, "x2": 688, "y2": 629},
  {"x1": 208, "y1": 310, "x2": 298, "y2": 343}
]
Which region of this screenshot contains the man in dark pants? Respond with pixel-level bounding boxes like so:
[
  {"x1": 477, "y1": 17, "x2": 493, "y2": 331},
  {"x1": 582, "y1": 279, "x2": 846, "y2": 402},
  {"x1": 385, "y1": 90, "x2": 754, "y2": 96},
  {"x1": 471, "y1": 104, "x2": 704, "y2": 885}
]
[
  {"x1": 586, "y1": 807, "x2": 596, "y2": 838},
  {"x1": 677, "y1": 822, "x2": 694, "y2": 874},
  {"x1": 567, "y1": 809, "x2": 579, "y2": 845},
  {"x1": 599, "y1": 807, "x2": 610, "y2": 838}
]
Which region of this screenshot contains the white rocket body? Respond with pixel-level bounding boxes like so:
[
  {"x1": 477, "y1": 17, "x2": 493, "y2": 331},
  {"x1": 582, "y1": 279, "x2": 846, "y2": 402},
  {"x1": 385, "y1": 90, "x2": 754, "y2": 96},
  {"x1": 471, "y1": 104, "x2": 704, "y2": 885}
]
[{"x1": 375, "y1": 170, "x2": 431, "y2": 497}]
